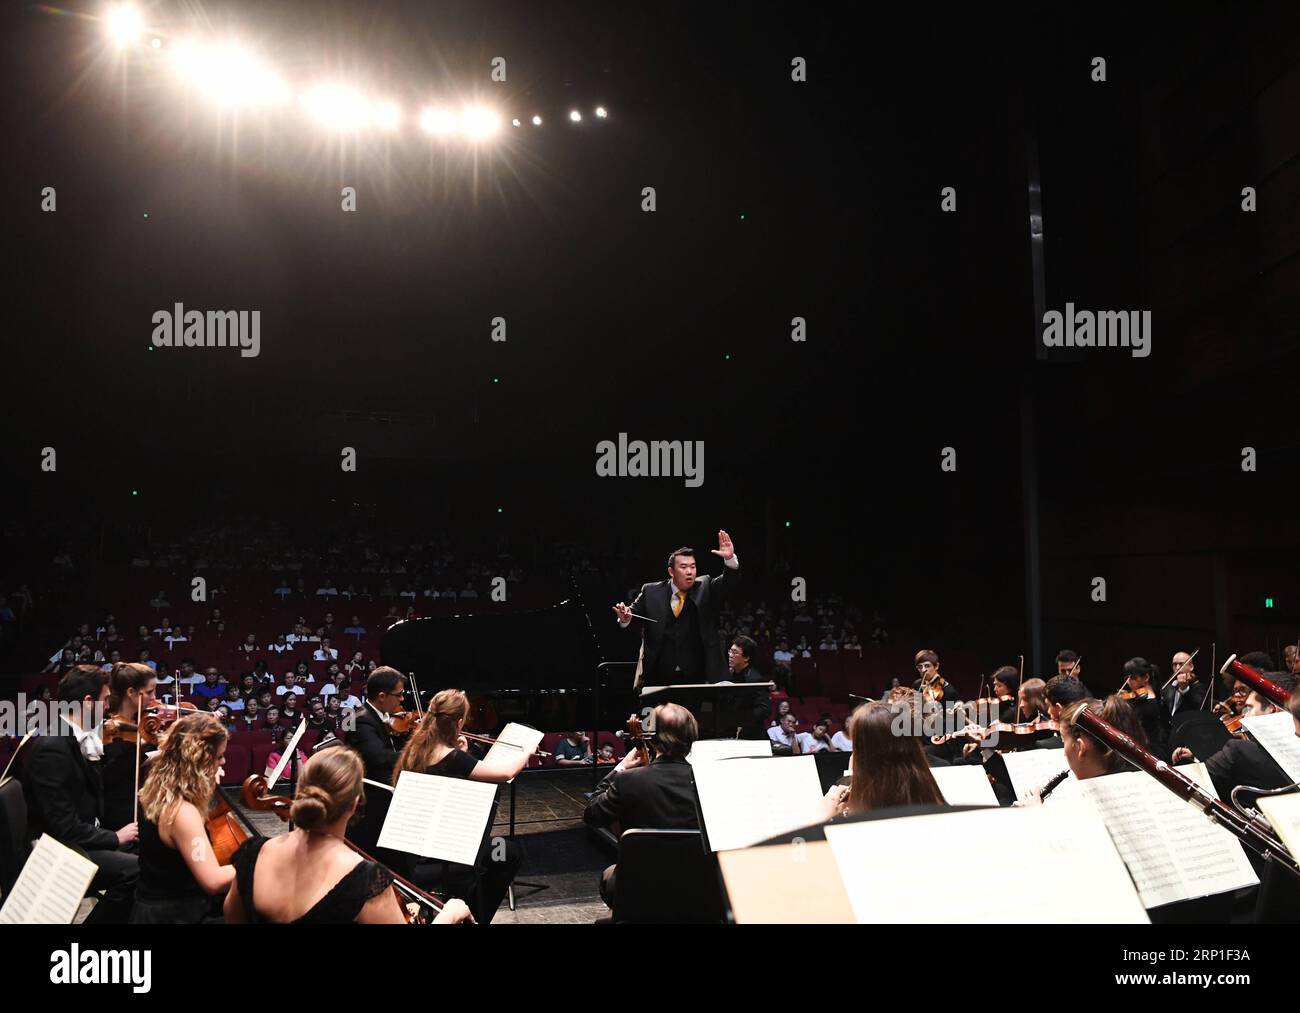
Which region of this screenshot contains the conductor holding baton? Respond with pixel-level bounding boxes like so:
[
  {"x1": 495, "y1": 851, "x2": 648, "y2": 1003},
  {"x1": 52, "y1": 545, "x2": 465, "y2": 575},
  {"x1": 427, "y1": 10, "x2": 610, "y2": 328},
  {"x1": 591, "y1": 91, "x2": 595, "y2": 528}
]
[{"x1": 613, "y1": 531, "x2": 741, "y2": 690}]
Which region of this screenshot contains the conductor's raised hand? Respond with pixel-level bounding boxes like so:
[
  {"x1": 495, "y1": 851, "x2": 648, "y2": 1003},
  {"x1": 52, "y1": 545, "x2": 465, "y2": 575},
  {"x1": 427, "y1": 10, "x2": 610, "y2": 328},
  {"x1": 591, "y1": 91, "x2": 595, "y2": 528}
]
[
  {"x1": 711, "y1": 530, "x2": 735, "y2": 560},
  {"x1": 612, "y1": 602, "x2": 633, "y2": 623}
]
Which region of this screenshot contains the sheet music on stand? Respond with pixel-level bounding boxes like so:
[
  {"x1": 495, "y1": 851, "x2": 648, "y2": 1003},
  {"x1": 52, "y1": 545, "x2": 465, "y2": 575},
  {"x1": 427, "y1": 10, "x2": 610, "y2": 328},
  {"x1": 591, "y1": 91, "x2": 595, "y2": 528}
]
[
  {"x1": 998, "y1": 749, "x2": 1078, "y2": 803},
  {"x1": 1258, "y1": 792, "x2": 1300, "y2": 863},
  {"x1": 823, "y1": 802, "x2": 1149, "y2": 923},
  {"x1": 480, "y1": 722, "x2": 544, "y2": 782},
  {"x1": 377, "y1": 769, "x2": 498, "y2": 866},
  {"x1": 1242, "y1": 711, "x2": 1300, "y2": 783},
  {"x1": 1077, "y1": 762, "x2": 1258, "y2": 909},
  {"x1": 929, "y1": 764, "x2": 1000, "y2": 807},
  {"x1": 693, "y1": 755, "x2": 825, "y2": 851},
  {"x1": 0, "y1": 834, "x2": 98, "y2": 924},
  {"x1": 688, "y1": 738, "x2": 773, "y2": 765}
]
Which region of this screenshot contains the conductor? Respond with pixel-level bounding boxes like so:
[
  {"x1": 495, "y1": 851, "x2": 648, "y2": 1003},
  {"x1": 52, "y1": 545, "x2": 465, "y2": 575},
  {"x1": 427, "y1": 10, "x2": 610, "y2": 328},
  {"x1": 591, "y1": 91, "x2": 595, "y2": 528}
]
[{"x1": 613, "y1": 531, "x2": 741, "y2": 689}]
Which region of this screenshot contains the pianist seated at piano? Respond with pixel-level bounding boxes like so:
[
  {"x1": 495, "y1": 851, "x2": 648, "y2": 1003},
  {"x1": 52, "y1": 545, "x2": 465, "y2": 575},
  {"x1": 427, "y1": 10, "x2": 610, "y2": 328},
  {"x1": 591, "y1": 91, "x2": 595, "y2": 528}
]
[
  {"x1": 583, "y1": 703, "x2": 702, "y2": 909},
  {"x1": 390, "y1": 689, "x2": 535, "y2": 923},
  {"x1": 819, "y1": 701, "x2": 946, "y2": 821}
]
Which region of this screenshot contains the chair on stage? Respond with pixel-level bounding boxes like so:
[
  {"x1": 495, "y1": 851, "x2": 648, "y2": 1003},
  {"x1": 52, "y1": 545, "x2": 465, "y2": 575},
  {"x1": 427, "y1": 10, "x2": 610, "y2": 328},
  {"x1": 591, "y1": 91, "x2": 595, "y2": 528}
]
[
  {"x1": 604, "y1": 829, "x2": 724, "y2": 924},
  {"x1": 0, "y1": 777, "x2": 31, "y2": 898}
]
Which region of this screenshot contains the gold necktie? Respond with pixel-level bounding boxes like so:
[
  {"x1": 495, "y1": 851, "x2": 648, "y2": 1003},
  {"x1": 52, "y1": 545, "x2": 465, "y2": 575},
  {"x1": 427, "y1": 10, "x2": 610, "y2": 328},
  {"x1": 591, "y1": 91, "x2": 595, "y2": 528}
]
[{"x1": 673, "y1": 590, "x2": 686, "y2": 617}]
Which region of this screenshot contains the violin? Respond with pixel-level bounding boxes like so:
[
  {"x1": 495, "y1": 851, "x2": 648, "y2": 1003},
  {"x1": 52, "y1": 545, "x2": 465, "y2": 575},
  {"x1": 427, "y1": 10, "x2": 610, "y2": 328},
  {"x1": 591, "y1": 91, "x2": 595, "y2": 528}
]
[
  {"x1": 206, "y1": 791, "x2": 250, "y2": 866},
  {"x1": 921, "y1": 676, "x2": 947, "y2": 703},
  {"x1": 389, "y1": 710, "x2": 423, "y2": 734},
  {"x1": 150, "y1": 702, "x2": 199, "y2": 724},
  {"x1": 626, "y1": 714, "x2": 654, "y2": 767},
  {"x1": 102, "y1": 713, "x2": 161, "y2": 747},
  {"x1": 1118, "y1": 688, "x2": 1156, "y2": 701}
]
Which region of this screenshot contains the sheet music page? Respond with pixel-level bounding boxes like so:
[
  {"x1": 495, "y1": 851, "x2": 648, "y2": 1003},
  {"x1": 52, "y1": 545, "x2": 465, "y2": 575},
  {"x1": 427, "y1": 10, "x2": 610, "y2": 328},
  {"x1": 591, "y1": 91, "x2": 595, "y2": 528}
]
[
  {"x1": 0, "y1": 834, "x2": 98, "y2": 924},
  {"x1": 266, "y1": 718, "x2": 308, "y2": 786},
  {"x1": 1258, "y1": 792, "x2": 1300, "y2": 863},
  {"x1": 930, "y1": 764, "x2": 1000, "y2": 807},
  {"x1": 998, "y1": 749, "x2": 1077, "y2": 802},
  {"x1": 481, "y1": 722, "x2": 544, "y2": 781},
  {"x1": 688, "y1": 738, "x2": 773, "y2": 764},
  {"x1": 377, "y1": 770, "x2": 498, "y2": 866},
  {"x1": 693, "y1": 755, "x2": 826, "y2": 851},
  {"x1": 1242, "y1": 711, "x2": 1300, "y2": 783},
  {"x1": 824, "y1": 802, "x2": 1148, "y2": 923},
  {"x1": 1078, "y1": 762, "x2": 1258, "y2": 908}
]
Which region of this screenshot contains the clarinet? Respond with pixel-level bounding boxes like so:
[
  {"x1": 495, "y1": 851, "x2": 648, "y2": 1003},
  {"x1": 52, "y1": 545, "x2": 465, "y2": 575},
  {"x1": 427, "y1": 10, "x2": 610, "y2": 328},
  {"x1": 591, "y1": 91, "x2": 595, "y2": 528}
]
[
  {"x1": 1070, "y1": 705, "x2": 1300, "y2": 881},
  {"x1": 1038, "y1": 769, "x2": 1069, "y2": 801}
]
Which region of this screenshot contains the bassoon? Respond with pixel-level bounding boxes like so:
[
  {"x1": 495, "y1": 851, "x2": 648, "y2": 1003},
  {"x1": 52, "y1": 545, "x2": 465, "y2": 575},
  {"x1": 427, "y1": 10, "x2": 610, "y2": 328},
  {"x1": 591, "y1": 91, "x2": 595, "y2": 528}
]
[
  {"x1": 1220, "y1": 654, "x2": 1292, "y2": 710},
  {"x1": 1069, "y1": 705, "x2": 1300, "y2": 881}
]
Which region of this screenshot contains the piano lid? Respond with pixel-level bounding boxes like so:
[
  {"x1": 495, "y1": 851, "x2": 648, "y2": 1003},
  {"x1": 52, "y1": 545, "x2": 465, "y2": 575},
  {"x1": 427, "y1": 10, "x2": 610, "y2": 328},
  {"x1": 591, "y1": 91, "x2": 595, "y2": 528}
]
[{"x1": 380, "y1": 598, "x2": 603, "y2": 693}]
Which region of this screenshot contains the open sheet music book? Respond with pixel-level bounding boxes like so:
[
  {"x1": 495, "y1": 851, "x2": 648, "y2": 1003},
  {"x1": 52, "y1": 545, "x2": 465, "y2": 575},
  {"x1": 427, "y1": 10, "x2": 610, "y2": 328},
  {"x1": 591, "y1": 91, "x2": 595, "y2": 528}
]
[
  {"x1": 929, "y1": 764, "x2": 1000, "y2": 807},
  {"x1": 0, "y1": 834, "x2": 98, "y2": 924},
  {"x1": 688, "y1": 738, "x2": 773, "y2": 764},
  {"x1": 693, "y1": 754, "x2": 826, "y2": 851},
  {"x1": 1242, "y1": 711, "x2": 1300, "y2": 783},
  {"x1": 377, "y1": 770, "x2": 498, "y2": 866},
  {"x1": 481, "y1": 722, "x2": 544, "y2": 781},
  {"x1": 824, "y1": 802, "x2": 1149, "y2": 923},
  {"x1": 1077, "y1": 761, "x2": 1258, "y2": 908}
]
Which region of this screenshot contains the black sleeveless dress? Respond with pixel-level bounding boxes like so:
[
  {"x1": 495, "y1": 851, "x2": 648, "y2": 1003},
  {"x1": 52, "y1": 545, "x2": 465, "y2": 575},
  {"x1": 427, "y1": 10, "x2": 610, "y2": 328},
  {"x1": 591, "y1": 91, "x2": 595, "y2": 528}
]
[
  {"x1": 129, "y1": 813, "x2": 210, "y2": 924},
  {"x1": 230, "y1": 837, "x2": 394, "y2": 923}
]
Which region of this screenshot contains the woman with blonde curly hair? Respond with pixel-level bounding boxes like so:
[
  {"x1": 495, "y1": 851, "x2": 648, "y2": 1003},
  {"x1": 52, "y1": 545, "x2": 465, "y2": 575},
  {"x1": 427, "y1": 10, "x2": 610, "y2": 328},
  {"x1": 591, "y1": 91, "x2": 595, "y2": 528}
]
[{"x1": 130, "y1": 711, "x2": 235, "y2": 923}]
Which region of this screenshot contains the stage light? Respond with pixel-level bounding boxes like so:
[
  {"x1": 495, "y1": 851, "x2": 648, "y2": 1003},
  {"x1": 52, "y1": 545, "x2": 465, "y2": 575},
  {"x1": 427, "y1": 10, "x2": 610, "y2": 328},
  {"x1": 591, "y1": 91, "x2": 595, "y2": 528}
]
[
  {"x1": 568, "y1": 109, "x2": 582, "y2": 122},
  {"x1": 373, "y1": 101, "x2": 402, "y2": 130},
  {"x1": 301, "y1": 83, "x2": 373, "y2": 130},
  {"x1": 105, "y1": 4, "x2": 142, "y2": 47},
  {"x1": 170, "y1": 41, "x2": 291, "y2": 108},
  {"x1": 419, "y1": 107, "x2": 457, "y2": 136},
  {"x1": 595, "y1": 106, "x2": 608, "y2": 118},
  {"x1": 462, "y1": 105, "x2": 501, "y2": 139},
  {"x1": 150, "y1": 38, "x2": 161, "y2": 50},
  {"x1": 531, "y1": 115, "x2": 542, "y2": 126},
  {"x1": 511, "y1": 118, "x2": 521, "y2": 127}
]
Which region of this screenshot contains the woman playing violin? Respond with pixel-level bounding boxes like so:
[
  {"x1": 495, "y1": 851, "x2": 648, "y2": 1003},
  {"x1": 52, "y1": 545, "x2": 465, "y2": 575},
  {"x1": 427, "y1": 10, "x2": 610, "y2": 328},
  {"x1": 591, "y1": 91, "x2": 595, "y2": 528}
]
[
  {"x1": 821, "y1": 700, "x2": 945, "y2": 820},
  {"x1": 130, "y1": 712, "x2": 235, "y2": 923},
  {"x1": 102, "y1": 662, "x2": 158, "y2": 831},
  {"x1": 224, "y1": 746, "x2": 471, "y2": 924},
  {"x1": 1119, "y1": 657, "x2": 1166, "y2": 749},
  {"x1": 390, "y1": 688, "x2": 536, "y2": 923}
]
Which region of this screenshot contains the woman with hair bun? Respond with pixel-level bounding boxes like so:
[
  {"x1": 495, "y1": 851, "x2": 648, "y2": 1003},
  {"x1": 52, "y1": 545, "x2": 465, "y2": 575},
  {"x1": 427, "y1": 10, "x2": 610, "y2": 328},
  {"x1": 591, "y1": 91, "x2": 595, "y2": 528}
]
[
  {"x1": 223, "y1": 746, "x2": 471, "y2": 924},
  {"x1": 130, "y1": 711, "x2": 235, "y2": 923}
]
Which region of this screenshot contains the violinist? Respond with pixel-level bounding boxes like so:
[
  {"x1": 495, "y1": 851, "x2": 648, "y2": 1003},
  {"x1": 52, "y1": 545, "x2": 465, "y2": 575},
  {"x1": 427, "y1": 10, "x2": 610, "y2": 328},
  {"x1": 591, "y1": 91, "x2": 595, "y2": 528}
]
[
  {"x1": 1171, "y1": 671, "x2": 1297, "y2": 809},
  {"x1": 342, "y1": 666, "x2": 410, "y2": 855},
  {"x1": 130, "y1": 712, "x2": 235, "y2": 923},
  {"x1": 1119, "y1": 657, "x2": 1166, "y2": 748},
  {"x1": 21, "y1": 667, "x2": 139, "y2": 923},
  {"x1": 1285, "y1": 644, "x2": 1300, "y2": 677},
  {"x1": 102, "y1": 662, "x2": 158, "y2": 831},
  {"x1": 1163, "y1": 649, "x2": 1209, "y2": 717},
  {"x1": 583, "y1": 703, "x2": 701, "y2": 909},
  {"x1": 391, "y1": 689, "x2": 534, "y2": 923},
  {"x1": 911, "y1": 649, "x2": 952, "y2": 715},
  {"x1": 1054, "y1": 649, "x2": 1092, "y2": 694},
  {"x1": 1017, "y1": 678, "x2": 1050, "y2": 722},
  {"x1": 990, "y1": 665, "x2": 1020, "y2": 722},
  {"x1": 223, "y1": 747, "x2": 472, "y2": 924}
]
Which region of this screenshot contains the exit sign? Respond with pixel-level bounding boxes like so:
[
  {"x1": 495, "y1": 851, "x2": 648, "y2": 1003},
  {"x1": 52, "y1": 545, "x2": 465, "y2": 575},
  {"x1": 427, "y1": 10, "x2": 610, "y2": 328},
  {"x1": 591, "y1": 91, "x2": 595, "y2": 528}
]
[{"x1": 1265, "y1": 598, "x2": 1275, "y2": 608}]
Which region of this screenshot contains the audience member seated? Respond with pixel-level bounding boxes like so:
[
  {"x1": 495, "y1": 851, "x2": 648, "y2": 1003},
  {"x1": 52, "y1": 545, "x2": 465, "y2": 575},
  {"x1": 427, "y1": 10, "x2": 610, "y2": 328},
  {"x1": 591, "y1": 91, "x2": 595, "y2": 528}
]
[{"x1": 554, "y1": 731, "x2": 593, "y2": 766}]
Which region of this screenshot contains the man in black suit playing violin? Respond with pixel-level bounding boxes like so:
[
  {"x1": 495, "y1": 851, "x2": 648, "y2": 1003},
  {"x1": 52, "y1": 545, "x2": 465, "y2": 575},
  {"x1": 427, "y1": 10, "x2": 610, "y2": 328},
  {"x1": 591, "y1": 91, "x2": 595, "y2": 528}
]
[{"x1": 613, "y1": 531, "x2": 741, "y2": 689}]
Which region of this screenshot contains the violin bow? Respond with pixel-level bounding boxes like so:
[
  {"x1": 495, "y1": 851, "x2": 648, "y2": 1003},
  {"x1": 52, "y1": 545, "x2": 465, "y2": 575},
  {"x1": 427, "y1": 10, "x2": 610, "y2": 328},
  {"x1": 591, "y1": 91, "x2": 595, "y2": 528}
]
[
  {"x1": 1204, "y1": 642, "x2": 1217, "y2": 711},
  {"x1": 1067, "y1": 656, "x2": 1081, "y2": 678},
  {"x1": 1016, "y1": 655, "x2": 1025, "y2": 723},
  {"x1": 133, "y1": 692, "x2": 144, "y2": 826}
]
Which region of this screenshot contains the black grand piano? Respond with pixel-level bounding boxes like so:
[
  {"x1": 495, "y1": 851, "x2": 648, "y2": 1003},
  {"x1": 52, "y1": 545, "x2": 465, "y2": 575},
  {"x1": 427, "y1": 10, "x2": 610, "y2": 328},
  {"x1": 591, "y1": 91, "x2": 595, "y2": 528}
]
[{"x1": 380, "y1": 597, "x2": 636, "y2": 734}]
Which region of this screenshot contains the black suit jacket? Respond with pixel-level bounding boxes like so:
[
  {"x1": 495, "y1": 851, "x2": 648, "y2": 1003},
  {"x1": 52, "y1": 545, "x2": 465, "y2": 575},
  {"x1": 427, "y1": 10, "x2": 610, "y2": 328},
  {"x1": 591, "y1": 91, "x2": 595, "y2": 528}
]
[
  {"x1": 344, "y1": 704, "x2": 401, "y2": 784},
  {"x1": 22, "y1": 735, "x2": 120, "y2": 851},
  {"x1": 1162, "y1": 680, "x2": 1211, "y2": 719},
  {"x1": 630, "y1": 565, "x2": 739, "y2": 687},
  {"x1": 1205, "y1": 737, "x2": 1291, "y2": 809},
  {"x1": 583, "y1": 758, "x2": 700, "y2": 834}
]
